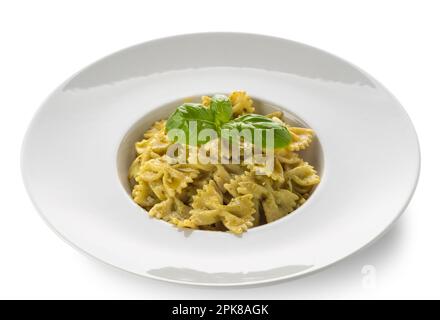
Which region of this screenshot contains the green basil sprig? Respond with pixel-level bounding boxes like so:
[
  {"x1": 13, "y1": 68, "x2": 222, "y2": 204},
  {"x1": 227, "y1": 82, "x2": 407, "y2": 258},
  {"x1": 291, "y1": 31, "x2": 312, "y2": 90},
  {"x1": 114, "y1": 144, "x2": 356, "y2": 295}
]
[
  {"x1": 165, "y1": 94, "x2": 291, "y2": 148},
  {"x1": 221, "y1": 114, "x2": 292, "y2": 148},
  {"x1": 210, "y1": 94, "x2": 232, "y2": 126},
  {"x1": 165, "y1": 103, "x2": 216, "y2": 145}
]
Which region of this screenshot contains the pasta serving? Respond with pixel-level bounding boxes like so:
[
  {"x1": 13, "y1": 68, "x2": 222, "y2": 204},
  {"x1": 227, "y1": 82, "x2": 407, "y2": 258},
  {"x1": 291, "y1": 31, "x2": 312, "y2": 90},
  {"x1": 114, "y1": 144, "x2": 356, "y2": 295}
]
[{"x1": 129, "y1": 91, "x2": 320, "y2": 234}]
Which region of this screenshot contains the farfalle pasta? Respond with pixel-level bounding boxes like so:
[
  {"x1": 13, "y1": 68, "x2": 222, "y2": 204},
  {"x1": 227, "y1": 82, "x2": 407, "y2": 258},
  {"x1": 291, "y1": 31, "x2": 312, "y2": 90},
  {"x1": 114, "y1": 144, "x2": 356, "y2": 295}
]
[{"x1": 129, "y1": 91, "x2": 320, "y2": 234}]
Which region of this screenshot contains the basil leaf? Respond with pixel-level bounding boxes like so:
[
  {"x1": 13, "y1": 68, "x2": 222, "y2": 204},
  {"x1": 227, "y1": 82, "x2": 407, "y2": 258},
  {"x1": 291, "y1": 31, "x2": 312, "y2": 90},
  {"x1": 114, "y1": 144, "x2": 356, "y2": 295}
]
[
  {"x1": 165, "y1": 97, "x2": 291, "y2": 149},
  {"x1": 209, "y1": 94, "x2": 232, "y2": 126},
  {"x1": 166, "y1": 103, "x2": 217, "y2": 145},
  {"x1": 221, "y1": 114, "x2": 292, "y2": 148}
]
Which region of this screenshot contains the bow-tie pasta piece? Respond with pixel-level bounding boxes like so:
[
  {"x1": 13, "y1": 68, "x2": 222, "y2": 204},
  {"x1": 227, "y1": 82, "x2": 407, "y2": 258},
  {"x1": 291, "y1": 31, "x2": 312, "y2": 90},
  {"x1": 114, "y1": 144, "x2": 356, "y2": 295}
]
[
  {"x1": 188, "y1": 199, "x2": 256, "y2": 234},
  {"x1": 234, "y1": 179, "x2": 299, "y2": 223},
  {"x1": 135, "y1": 120, "x2": 171, "y2": 159},
  {"x1": 217, "y1": 194, "x2": 255, "y2": 234},
  {"x1": 262, "y1": 189, "x2": 300, "y2": 223},
  {"x1": 286, "y1": 126, "x2": 314, "y2": 152},
  {"x1": 212, "y1": 165, "x2": 233, "y2": 193},
  {"x1": 132, "y1": 180, "x2": 159, "y2": 209},
  {"x1": 265, "y1": 111, "x2": 284, "y2": 119},
  {"x1": 224, "y1": 171, "x2": 254, "y2": 197},
  {"x1": 139, "y1": 158, "x2": 199, "y2": 198},
  {"x1": 285, "y1": 163, "x2": 320, "y2": 195},
  {"x1": 274, "y1": 149, "x2": 304, "y2": 169},
  {"x1": 149, "y1": 197, "x2": 191, "y2": 223},
  {"x1": 247, "y1": 158, "x2": 285, "y2": 183},
  {"x1": 229, "y1": 90, "x2": 255, "y2": 116},
  {"x1": 201, "y1": 95, "x2": 212, "y2": 107},
  {"x1": 191, "y1": 180, "x2": 224, "y2": 210},
  {"x1": 178, "y1": 181, "x2": 256, "y2": 233},
  {"x1": 226, "y1": 173, "x2": 264, "y2": 226}
]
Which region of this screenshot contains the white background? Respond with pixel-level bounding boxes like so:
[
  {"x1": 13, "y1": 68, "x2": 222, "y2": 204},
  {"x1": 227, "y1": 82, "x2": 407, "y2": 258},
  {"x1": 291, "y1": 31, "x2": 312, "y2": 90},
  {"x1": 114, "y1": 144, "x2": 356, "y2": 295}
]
[{"x1": 0, "y1": 0, "x2": 438, "y2": 299}]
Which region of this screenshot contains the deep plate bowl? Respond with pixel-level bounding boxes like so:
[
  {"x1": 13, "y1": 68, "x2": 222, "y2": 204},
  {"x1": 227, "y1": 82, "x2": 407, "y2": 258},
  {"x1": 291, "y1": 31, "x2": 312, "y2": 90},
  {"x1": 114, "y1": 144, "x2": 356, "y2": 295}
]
[{"x1": 22, "y1": 33, "x2": 420, "y2": 286}]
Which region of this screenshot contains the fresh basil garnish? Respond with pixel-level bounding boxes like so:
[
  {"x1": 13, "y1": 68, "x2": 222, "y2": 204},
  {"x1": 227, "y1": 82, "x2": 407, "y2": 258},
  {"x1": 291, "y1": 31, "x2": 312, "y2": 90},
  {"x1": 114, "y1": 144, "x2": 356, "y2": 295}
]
[
  {"x1": 221, "y1": 114, "x2": 292, "y2": 148},
  {"x1": 165, "y1": 96, "x2": 292, "y2": 148},
  {"x1": 210, "y1": 94, "x2": 232, "y2": 126},
  {"x1": 165, "y1": 103, "x2": 217, "y2": 145}
]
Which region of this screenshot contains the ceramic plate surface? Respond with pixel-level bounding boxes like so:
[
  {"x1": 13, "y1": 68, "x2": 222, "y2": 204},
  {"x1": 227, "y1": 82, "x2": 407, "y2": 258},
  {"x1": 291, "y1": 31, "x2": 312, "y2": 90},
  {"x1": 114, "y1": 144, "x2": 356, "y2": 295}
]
[{"x1": 22, "y1": 33, "x2": 420, "y2": 286}]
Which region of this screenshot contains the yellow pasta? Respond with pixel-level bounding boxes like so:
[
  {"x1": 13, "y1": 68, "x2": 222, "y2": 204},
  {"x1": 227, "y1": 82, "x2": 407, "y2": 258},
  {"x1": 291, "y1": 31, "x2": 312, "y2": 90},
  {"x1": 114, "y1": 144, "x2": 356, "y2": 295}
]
[
  {"x1": 286, "y1": 126, "x2": 314, "y2": 151},
  {"x1": 225, "y1": 173, "x2": 300, "y2": 223},
  {"x1": 129, "y1": 91, "x2": 320, "y2": 234},
  {"x1": 201, "y1": 95, "x2": 212, "y2": 107},
  {"x1": 134, "y1": 120, "x2": 171, "y2": 161},
  {"x1": 229, "y1": 90, "x2": 255, "y2": 116},
  {"x1": 247, "y1": 158, "x2": 285, "y2": 183},
  {"x1": 285, "y1": 163, "x2": 321, "y2": 194},
  {"x1": 149, "y1": 197, "x2": 191, "y2": 222},
  {"x1": 174, "y1": 181, "x2": 255, "y2": 234}
]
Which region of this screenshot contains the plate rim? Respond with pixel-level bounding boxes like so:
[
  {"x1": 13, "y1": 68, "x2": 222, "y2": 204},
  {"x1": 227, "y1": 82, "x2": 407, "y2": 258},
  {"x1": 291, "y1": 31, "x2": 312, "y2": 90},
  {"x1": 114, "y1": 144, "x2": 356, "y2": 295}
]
[{"x1": 21, "y1": 32, "x2": 421, "y2": 286}]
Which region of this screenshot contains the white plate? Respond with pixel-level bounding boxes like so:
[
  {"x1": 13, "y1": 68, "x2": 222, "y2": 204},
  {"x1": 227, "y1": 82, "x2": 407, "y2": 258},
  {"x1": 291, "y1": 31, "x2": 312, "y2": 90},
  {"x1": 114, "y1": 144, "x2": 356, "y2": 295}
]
[{"x1": 22, "y1": 33, "x2": 420, "y2": 286}]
